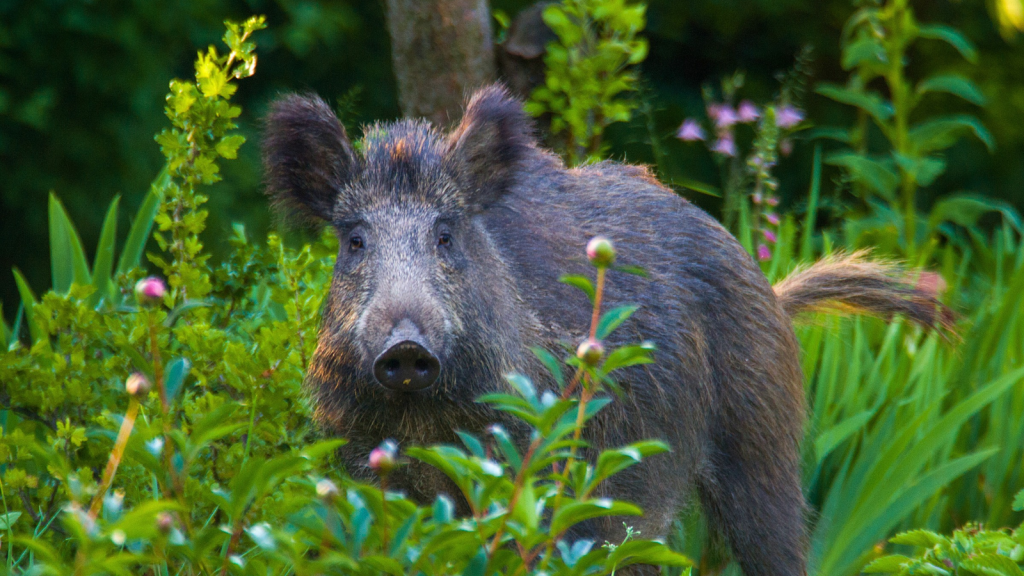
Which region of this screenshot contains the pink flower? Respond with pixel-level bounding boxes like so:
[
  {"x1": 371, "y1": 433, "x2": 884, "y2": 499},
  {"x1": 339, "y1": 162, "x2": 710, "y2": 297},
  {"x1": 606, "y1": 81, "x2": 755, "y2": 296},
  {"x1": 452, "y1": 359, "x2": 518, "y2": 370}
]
[
  {"x1": 763, "y1": 229, "x2": 778, "y2": 243},
  {"x1": 712, "y1": 136, "x2": 737, "y2": 157},
  {"x1": 765, "y1": 212, "x2": 780, "y2": 226},
  {"x1": 714, "y1": 106, "x2": 738, "y2": 129},
  {"x1": 775, "y1": 105, "x2": 804, "y2": 129},
  {"x1": 779, "y1": 138, "x2": 793, "y2": 156},
  {"x1": 767, "y1": 196, "x2": 780, "y2": 207},
  {"x1": 369, "y1": 440, "x2": 398, "y2": 475},
  {"x1": 134, "y1": 277, "x2": 166, "y2": 306},
  {"x1": 677, "y1": 119, "x2": 705, "y2": 141},
  {"x1": 752, "y1": 192, "x2": 763, "y2": 205},
  {"x1": 737, "y1": 100, "x2": 760, "y2": 123},
  {"x1": 757, "y1": 244, "x2": 772, "y2": 261}
]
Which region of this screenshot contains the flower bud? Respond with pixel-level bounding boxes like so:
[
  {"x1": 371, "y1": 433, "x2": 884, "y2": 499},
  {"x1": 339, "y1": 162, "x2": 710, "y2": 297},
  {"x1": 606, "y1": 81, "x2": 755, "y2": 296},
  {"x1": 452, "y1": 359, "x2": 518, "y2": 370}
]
[
  {"x1": 125, "y1": 372, "x2": 151, "y2": 398},
  {"x1": 586, "y1": 236, "x2": 616, "y2": 268},
  {"x1": 315, "y1": 479, "x2": 339, "y2": 500},
  {"x1": 156, "y1": 512, "x2": 174, "y2": 535},
  {"x1": 134, "y1": 277, "x2": 167, "y2": 306},
  {"x1": 576, "y1": 338, "x2": 605, "y2": 366},
  {"x1": 369, "y1": 440, "x2": 398, "y2": 476}
]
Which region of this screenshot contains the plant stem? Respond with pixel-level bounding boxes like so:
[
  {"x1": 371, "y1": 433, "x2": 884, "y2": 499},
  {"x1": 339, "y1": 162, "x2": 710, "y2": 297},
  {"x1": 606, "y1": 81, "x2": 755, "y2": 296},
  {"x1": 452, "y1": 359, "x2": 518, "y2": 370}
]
[{"x1": 89, "y1": 398, "x2": 140, "y2": 519}]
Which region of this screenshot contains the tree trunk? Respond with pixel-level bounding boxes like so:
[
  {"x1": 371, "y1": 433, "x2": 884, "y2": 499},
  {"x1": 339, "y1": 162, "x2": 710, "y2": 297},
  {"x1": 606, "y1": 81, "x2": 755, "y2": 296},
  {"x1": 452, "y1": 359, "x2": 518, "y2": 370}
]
[{"x1": 385, "y1": 0, "x2": 495, "y2": 126}]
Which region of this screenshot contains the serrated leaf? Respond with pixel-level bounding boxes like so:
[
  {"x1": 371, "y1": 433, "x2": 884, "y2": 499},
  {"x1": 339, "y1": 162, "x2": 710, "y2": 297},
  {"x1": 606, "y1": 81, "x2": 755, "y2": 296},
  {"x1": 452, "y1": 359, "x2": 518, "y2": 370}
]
[
  {"x1": 863, "y1": 555, "x2": 913, "y2": 573},
  {"x1": 596, "y1": 305, "x2": 639, "y2": 339},
  {"x1": 890, "y1": 529, "x2": 946, "y2": 548},
  {"x1": 962, "y1": 553, "x2": 1024, "y2": 576},
  {"x1": 918, "y1": 24, "x2": 978, "y2": 63},
  {"x1": 215, "y1": 135, "x2": 245, "y2": 159},
  {"x1": 917, "y1": 74, "x2": 986, "y2": 106}
]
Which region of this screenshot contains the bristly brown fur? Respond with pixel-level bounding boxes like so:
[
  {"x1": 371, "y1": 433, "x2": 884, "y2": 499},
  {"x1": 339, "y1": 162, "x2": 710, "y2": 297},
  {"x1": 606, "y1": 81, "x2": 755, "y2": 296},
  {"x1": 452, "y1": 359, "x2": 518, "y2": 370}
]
[{"x1": 772, "y1": 250, "x2": 956, "y2": 332}]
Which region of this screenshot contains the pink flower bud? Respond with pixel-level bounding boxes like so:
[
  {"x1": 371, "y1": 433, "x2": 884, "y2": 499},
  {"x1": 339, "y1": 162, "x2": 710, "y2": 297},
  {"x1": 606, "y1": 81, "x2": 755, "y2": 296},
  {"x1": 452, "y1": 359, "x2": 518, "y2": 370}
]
[
  {"x1": 757, "y1": 244, "x2": 772, "y2": 261},
  {"x1": 765, "y1": 213, "x2": 781, "y2": 226},
  {"x1": 752, "y1": 192, "x2": 763, "y2": 205},
  {"x1": 677, "y1": 119, "x2": 705, "y2": 142},
  {"x1": 586, "y1": 236, "x2": 616, "y2": 268},
  {"x1": 125, "y1": 372, "x2": 152, "y2": 398},
  {"x1": 134, "y1": 277, "x2": 166, "y2": 306},
  {"x1": 763, "y1": 229, "x2": 778, "y2": 244},
  {"x1": 714, "y1": 106, "x2": 738, "y2": 129},
  {"x1": 737, "y1": 100, "x2": 760, "y2": 123},
  {"x1": 766, "y1": 196, "x2": 780, "y2": 207},
  {"x1": 369, "y1": 440, "x2": 398, "y2": 475},
  {"x1": 576, "y1": 338, "x2": 605, "y2": 366}
]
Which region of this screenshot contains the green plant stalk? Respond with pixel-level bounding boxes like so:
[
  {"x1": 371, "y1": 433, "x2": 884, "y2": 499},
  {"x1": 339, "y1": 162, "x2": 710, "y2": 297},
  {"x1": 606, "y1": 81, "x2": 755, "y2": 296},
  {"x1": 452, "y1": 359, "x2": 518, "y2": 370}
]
[{"x1": 885, "y1": 0, "x2": 917, "y2": 255}]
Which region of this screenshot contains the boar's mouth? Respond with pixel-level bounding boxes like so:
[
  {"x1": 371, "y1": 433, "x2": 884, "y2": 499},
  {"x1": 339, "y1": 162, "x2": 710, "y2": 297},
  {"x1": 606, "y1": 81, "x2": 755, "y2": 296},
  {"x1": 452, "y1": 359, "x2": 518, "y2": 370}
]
[{"x1": 372, "y1": 320, "x2": 441, "y2": 391}]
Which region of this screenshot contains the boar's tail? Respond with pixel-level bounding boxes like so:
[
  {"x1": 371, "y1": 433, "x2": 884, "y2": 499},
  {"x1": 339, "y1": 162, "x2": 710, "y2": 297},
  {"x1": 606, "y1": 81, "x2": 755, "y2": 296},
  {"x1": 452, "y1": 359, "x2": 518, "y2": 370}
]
[{"x1": 771, "y1": 250, "x2": 955, "y2": 332}]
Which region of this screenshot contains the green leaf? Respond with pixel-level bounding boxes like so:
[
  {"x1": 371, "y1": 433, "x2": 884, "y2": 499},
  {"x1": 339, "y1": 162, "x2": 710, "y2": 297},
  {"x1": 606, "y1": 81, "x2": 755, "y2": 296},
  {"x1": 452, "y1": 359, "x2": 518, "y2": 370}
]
[
  {"x1": 489, "y1": 424, "x2": 522, "y2": 471},
  {"x1": 908, "y1": 114, "x2": 995, "y2": 154},
  {"x1": 163, "y1": 357, "x2": 191, "y2": 405},
  {"x1": 596, "y1": 305, "x2": 639, "y2": 339},
  {"x1": 601, "y1": 341, "x2": 656, "y2": 373},
  {"x1": 215, "y1": 134, "x2": 246, "y2": 159},
  {"x1": 0, "y1": 511, "x2": 21, "y2": 530},
  {"x1": 927, "y1": 193, "x2": 1022, "y2": 233},
  {"x1": 550, "y1": 499, "x2": 642, "y2": 535},
  {"x1": 841, "y1": 35, "x2": 887, "y2": 71},
  {"x1": 560, "y1": 274, "x2": 595, "y2": 302},
  {"x1": 0, "y1": 303, "x2": 8, "y2": 350},
  {"x1": 607, "y1": 540, "x2": 693, "y2": 569},
  {"x1": 531, "y1": 346, "x2": 565, "y2": 389},
  {"x1": 917, "y1": 74, "x2": 986, "y2": 106},
  {"x1": 918, "y1": 24, "x2": 978, "y2": 63},
  {"x1": 118, "y1": 169, "x2": 167, "y2": 274},
  {"x1": 825, "y1": 153, "x2": 899, "y2": 200},
  {"x1": 962, "y1": 553, "x2": 1024, "y2": 576},
  {"x1": 670, "y1": 178, "x2": 721, "y2": 198},
  {"x1": 893, "y1": 153, "x2": 946, "y2": 187},
  {"x1": 1014, "y1": 488, "x2": 1024, "y2": 512},
  {"x1": 90, "y1": 196, "x2": 120, "y2": 307},
  {"x1": 48, "y1": 192, "x2": 92, "y2": 293},
  {"x1": 863, "y1": 555, "x2": 913, "y2": 573},
  {"x1": 815, "y1": 409, "x2": 875, "y2": 464},
  {"x1": 12, "y1": 268, "x2": 43, "y2": 345},
  {"x1": 889, "y1": 529, "x2": 945, "y2": 548},
  {"x1": 816, "y1": 83, "x2": 894, "y2": 124},
  {"x1": 592, "y1": 441, "x2": 669, "y2": 486}
]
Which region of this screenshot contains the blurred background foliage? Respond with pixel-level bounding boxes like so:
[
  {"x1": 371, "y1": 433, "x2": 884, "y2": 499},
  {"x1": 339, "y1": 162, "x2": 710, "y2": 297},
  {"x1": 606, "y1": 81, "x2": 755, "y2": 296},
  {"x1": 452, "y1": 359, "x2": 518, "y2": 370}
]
[{"x1": 2, "y1": 0, "x2": 1024, "y2": 310}]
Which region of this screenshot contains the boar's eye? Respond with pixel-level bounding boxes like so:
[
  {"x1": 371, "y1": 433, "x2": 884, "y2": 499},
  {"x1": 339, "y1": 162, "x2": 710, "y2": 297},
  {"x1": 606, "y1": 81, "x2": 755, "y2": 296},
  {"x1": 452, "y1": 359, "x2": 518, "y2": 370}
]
[
  {"x1": 438, "y1": 232, "x2": 452, "y2": 248},
  {"x1": 349, "y1": 234, "x2": 364, "y2": 251}
]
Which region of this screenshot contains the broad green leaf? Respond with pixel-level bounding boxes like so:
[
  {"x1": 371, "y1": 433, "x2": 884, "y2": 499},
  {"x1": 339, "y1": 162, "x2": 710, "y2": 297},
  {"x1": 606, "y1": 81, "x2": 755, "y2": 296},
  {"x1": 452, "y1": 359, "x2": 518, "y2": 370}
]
[
  {"x1": 893, "y1": 153, "x2": 946, "y2": 187},
  {"x1": 601, "y1": 341, "x2": 656, "y2": 373},
  {"x1": 48, "y1": 192, "x2": 91, "y2": 292},
  {"x1": 531, "y1": 346, "x2": 565, "y2": 388},
  {"x1": 560, "y1": 274, "x2": 595, "y2": 302},
  {"x1": 163, "y1": 357, "x2": 191, "y2": 405},
  {"x1": 909, "y1": 114, "x2": 995, "y2": 154},
  {"x1": 215, "y1": 134, "x2": 245, "y2": 159},
  {"x1": 962, "y1": 554, "x2": 1024, "y2": 576},
  {"x1": 550, "y1": 499, "x2": 641, "y2": 535},
  {"x1": 918, "y1": 24, "x2": 978, "y2": 63},
  {"x1": 825, "y1": 153, "x2": 899, "y2": 200},
  {"x1": 928, "y1": 193, "x2": 1022, "y2": 233},
  {"x1": 1013, "y1": 488, "x2": 1024, "y2": 512},
  {"x1": 841, "y1": 34, "x2": 887, "y2": 71},
  {"x1": 816, "y1": 83, "x2": 894, "y2": 124},
  {"x1": 607, "y1": 540, "x2": 693, "y2": 568},
  {"x1": 117, "y1": 169, "x2": 167, "y2": 274},
  {"x1": 89, "y1": 196, "x2": 120, "y2": 307},
  {"x1": 917, "y1": 74, "x2": 986, "y2": 106},
  {"x1": 0, "y1": 511, "x2": 21, "y2": 530},
  {"x1": 596, "y1": 305, "x2": 639, "y2": 339}
]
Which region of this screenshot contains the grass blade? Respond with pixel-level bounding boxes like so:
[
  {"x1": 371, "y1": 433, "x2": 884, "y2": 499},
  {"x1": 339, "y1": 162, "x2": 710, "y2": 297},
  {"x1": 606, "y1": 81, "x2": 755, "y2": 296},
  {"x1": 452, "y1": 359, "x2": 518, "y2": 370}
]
[
  {"x1": 48, "y1": 192, "x2": 91, "y2": 292},
  {"x1": 117, "y1": 168, "x2": 167, "y2": 275},
  {"x1": 89, "y1": 196, "x2": 120, "y2": 307}
]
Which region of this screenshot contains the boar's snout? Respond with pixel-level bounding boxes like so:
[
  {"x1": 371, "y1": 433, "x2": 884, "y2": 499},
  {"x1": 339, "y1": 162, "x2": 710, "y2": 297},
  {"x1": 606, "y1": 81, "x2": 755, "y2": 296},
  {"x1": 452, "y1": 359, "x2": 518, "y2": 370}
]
[{"x1": 372, "y1": 320, "x2": 441, "y2": 391}]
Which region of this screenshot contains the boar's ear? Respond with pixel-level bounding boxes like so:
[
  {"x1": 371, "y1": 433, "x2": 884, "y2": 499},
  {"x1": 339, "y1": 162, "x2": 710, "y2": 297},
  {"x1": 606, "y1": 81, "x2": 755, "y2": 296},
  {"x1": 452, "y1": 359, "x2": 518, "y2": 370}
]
[
  {"x1": 263, "y1": 93, "x2": 358, "y2": 223},
  {"x1": 446, "y1": 84, "x2": 534, "y2": 211}
]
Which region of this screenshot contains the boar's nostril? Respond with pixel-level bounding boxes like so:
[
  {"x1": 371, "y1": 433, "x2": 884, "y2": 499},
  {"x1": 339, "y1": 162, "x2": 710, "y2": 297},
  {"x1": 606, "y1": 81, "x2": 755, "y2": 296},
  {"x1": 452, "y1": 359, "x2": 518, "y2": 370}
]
[{"x1": 373, "y1": 340, "x2": 440, "y2": 391}]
